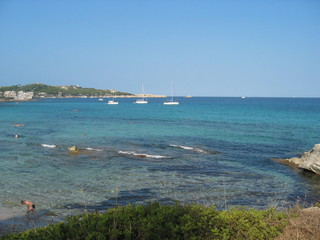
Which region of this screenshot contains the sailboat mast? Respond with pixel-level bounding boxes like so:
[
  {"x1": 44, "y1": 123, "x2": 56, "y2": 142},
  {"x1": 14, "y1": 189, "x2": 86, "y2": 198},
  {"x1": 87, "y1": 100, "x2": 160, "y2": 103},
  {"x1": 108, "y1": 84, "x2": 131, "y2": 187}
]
[
  {"x1": 142, "y1": 85, "x2": 145, "y2": 100},
  {"x1": 171, "y1": 82, "x2": 174, "y2": 102}
]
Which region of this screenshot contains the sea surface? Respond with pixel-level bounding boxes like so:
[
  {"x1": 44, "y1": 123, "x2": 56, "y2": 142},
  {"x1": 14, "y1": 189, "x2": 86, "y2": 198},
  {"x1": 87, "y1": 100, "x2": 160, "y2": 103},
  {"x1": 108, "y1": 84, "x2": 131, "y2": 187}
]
[{"x1": 1, "y1": 97, "x2": 320, "y2": 219}]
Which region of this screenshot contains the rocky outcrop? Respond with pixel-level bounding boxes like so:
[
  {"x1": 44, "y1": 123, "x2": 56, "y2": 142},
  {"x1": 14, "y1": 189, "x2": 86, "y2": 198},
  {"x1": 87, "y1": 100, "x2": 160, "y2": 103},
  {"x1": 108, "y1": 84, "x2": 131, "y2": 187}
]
[
  {"x1": 67, "y1": 146, "x2": 94, "y2": 155},
  {"x1": 278, "y1": 144, "x2": 320, "y2": 175},
  {"x1": 68, "y1": 146, "x2": 80, "y2": 153}
]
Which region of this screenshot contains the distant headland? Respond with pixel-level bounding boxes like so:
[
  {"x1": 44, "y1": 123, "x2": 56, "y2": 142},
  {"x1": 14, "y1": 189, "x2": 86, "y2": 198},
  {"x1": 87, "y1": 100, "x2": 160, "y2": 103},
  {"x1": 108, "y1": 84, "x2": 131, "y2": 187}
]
[{"x1": 0, "y1": 83, "x2": 165, "y2": 102}]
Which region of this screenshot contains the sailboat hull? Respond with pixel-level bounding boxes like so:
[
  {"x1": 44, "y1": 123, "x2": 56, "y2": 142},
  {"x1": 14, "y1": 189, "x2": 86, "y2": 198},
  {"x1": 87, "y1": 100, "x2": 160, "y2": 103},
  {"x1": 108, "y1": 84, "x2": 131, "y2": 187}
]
[
  {"x1": 107, "y1": 100, "x2": 118, "y2": 105},
  {"x1": 135, "y1": 99, "x2": 148, "y2": 104},
  {"x1": 163, "y1": 101, "x2": 179, "y2": 105}
]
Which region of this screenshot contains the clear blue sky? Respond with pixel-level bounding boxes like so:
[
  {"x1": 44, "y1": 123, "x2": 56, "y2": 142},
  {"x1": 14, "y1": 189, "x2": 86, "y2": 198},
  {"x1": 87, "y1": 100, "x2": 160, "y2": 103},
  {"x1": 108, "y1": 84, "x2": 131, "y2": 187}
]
[{"x1": 0, "y1": 0, "x2": 319, "y2": 97}]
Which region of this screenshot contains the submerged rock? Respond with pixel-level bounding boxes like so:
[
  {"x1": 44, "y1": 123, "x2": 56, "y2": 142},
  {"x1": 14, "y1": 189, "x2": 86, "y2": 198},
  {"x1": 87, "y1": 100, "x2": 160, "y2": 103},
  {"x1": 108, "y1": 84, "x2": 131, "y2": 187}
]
[
  {"x1": 68, "y1": 146, "x2": 94, "y2": 155},
  {"x1": 68, "y1": 146, "x2": 79, "y2": 153},
  {"x1": 278, "y1": 144, "x2": 320, "y2": 175}
]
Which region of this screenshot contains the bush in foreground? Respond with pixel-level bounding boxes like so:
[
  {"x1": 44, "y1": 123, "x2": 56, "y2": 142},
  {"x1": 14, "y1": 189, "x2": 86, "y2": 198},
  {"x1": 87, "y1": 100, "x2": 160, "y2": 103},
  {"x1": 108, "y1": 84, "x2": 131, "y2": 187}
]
[{"x1": 1, "y1": 202, "x2": 288, "y2": 240}]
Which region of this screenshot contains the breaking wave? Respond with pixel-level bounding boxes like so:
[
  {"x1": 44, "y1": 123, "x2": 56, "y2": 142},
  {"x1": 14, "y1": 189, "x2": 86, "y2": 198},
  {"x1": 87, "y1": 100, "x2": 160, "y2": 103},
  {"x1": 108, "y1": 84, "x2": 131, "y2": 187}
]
[
  {"x1": 85, "y1": 147, "x2": 103, "y2": 152},
  {"x1": 169, "y1": 144, "x2": 214, "y2": 154},
  {"x1": 118, "y1": 151, "x2": 170, "y2": 159},
  {"x1": 41, "y1": 144, "x2": 57, "y2": 148}
]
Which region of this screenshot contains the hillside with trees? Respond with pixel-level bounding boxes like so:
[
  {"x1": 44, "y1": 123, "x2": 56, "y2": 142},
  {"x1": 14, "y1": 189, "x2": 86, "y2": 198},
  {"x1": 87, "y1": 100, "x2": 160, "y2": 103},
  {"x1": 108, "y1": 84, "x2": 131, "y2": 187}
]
[{"x1": 0, "y1": 83, "x2": 133, "y2": 98}]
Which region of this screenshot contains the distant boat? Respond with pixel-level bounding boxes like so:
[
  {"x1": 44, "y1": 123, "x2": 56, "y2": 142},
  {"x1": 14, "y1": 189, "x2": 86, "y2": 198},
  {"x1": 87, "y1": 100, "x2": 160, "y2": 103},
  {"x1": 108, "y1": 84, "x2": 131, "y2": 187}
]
[
  {"x1": 135, "y1": 99, "x2": 148, "y2": 104},
  {"x1": 163, "y1": 100, "x2": 179, "y2": 105},
  {"x1": 241, "y1": 96, "x2": 246, "y2": 99},
  {"x1": 134, "y1": 85, "x2": 148, "y2": 104},
  {"x1": 107, "y1": 99, "x2": 118, "y2": 105},
  {"x1": 107, "y1": 92, "x2": 118, "y2": 105},
  {"x1": 99, "y1": 98, "x2": 104, "y2": 101},
  {"x1": 164, "y1": 83, "x2": 179, "y2": 105}
]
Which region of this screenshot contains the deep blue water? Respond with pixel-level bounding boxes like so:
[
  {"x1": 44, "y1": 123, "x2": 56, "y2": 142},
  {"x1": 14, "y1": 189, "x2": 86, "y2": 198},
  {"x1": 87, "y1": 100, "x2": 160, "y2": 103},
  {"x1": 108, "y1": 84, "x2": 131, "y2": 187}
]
[{"x1": 1, "y1": 97, "x2": 320, "y2": 217}]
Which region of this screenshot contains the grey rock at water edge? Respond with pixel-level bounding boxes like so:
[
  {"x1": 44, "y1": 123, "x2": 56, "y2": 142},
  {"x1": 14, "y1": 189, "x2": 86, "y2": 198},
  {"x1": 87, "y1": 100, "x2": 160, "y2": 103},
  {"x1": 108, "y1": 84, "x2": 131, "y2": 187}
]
[{"x1": 281, "y1": 144, "x2": 320, "y2": 175}]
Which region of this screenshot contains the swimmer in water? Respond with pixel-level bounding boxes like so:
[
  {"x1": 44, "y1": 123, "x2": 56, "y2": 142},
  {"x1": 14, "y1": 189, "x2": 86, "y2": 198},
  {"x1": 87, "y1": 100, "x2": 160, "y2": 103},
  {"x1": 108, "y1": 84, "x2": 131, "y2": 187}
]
[{"x1": 21, "y1": 200, "x2": 36, "y2": 218}]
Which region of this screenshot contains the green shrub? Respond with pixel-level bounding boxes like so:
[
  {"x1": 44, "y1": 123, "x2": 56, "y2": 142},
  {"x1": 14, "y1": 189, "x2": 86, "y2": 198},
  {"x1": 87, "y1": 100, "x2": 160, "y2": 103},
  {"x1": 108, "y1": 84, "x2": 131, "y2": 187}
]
[{"x1": 1, "y1": 202, "x2": 288, "y2": 240}]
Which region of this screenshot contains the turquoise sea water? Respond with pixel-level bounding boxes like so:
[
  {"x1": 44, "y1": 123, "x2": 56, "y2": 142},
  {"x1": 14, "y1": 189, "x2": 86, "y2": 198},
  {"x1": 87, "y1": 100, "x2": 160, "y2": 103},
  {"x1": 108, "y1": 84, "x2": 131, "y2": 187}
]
[{"x1": 1, "y1": 97, "x2": 320, "y2": 218}]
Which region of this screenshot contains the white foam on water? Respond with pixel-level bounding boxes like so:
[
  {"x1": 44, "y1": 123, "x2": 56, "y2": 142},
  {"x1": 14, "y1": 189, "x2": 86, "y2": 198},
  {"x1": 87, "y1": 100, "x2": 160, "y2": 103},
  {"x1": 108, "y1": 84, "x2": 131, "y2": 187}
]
[
  {"x1": 193, "y1": 148, "x2": 210, "y2": 154},
  {"x1": 170, "y1": 144, "x2": 210, "y2": 154},
  {"x1": 170, "y1": 144, "x2": 193, "y2": 150},
  {"x1": 118, "y1": 151, "x2": 169, "y2": 159},
  {"x1": 41, "y1": 144, "x2": 57, "y2": 148},
  {"x1": 85, "y1": 147, "x2": 103, "y2": 152}
]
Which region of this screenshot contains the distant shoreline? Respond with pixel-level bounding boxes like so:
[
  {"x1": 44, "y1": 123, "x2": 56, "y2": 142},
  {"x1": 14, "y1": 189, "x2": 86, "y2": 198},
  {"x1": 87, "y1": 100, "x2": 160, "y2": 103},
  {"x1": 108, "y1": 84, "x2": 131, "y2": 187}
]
[
  {"x1": 36, "y1": 94, "x2": 167, "y2": 98},
  {"x1": 35, "y1": 95, "x2": 167, "y2": 99},
  {"x1": 0, "y1": 98, "x2": 36, "y2": 103},
  {"x1": 0, "y1": 95, "x2": 167, "y2": 103},
  {"x1": 2, "y1": 96, "x2": 320, "y2": 103}
]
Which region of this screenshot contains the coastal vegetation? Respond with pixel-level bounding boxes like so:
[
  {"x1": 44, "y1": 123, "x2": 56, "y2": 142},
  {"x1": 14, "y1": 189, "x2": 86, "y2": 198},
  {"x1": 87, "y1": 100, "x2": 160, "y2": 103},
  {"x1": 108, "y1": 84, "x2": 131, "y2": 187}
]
[
  {"x1": 0, "y1": 83, "x2": 133, "y2": 98},
  {"x1": 1, "y1": 202, "x2": 290, "y2": 240}
]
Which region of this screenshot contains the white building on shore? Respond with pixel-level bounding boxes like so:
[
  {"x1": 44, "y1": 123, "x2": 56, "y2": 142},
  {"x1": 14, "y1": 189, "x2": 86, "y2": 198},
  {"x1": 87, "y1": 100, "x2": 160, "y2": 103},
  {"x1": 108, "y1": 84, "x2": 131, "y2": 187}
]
[
  {"x1": 4, "y1": 91, "x2": 17, "y2": 98},
  {"x1": 4, "y1": 91, "x2": 34, "y2": 100}
]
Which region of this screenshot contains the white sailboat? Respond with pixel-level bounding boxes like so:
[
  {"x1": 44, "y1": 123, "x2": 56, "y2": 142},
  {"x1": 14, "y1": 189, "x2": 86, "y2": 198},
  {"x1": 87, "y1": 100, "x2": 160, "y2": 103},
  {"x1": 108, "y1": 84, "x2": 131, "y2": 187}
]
[
  {"x1": 134, "y1": 85, "x2": 148, "y2": 104},
  {"x1": 164, "y1": 83, "x2": 179, "y2": 105},
  {"x1": 163, "y1": 99, "x2": 179, "y2": 105}
]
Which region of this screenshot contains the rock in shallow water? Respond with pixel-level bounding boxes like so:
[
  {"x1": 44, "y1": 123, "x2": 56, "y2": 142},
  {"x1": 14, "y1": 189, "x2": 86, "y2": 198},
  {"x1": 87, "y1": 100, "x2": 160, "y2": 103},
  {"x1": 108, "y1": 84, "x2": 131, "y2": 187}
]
[
  {"x1": 279, "y1": 144, "x2": 320, "y2": 175},
  {"x1": 298, "y1": 144, "x2": 320, "y2": 175},
  {"x1": 68, "y1": 146, "x2": 79, "y2": 153}
]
